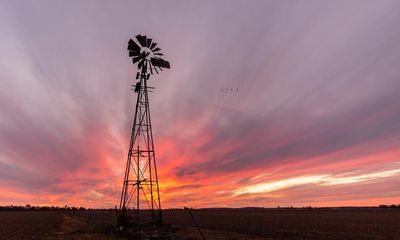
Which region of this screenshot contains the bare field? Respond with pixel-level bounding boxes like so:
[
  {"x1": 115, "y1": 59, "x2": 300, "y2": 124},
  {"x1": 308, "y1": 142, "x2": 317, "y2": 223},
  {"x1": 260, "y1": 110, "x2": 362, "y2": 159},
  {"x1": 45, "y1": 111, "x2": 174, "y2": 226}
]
[
  {"x1": 0, "y1": 211, "x2": 62, "y2": 239},
  {"x1": 0, "y1": 211, "x2": 114, "y2": 240},
  {"x1": 1, "y1": 208, "x2": 399, "y2": 239},
  {"x1": 163, "y1": 208, "x2": 400, "y2": 240}
]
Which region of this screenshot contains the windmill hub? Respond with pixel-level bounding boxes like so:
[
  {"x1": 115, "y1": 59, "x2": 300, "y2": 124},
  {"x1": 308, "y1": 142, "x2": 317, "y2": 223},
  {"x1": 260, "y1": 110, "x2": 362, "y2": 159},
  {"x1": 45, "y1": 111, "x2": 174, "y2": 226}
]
[{"x1": 141, "y1": 48, "x2": 153, "y2": 58}]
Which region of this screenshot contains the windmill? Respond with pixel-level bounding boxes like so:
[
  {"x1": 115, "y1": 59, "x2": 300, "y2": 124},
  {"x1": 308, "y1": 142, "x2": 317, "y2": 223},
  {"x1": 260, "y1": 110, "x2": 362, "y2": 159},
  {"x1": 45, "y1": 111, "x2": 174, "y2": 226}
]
[{"x1": 119, "y1": 35, "x2": 170, "y2": 225}]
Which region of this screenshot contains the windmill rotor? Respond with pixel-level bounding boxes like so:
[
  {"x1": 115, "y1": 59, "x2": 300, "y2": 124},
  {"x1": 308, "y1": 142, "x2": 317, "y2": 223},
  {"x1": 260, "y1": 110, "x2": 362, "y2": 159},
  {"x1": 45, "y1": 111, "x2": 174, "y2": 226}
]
[{"x1": 127, "y1": 34, "x2": 170, "y2": 76}]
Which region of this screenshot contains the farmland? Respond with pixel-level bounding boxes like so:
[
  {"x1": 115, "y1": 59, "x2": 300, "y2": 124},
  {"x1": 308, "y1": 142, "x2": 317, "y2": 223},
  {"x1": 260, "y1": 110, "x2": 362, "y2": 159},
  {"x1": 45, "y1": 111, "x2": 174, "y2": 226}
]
[
  {"x1": 0, "y1": 208, "x2": 399, "y2": 239},
  {"x1": 163, "y1": 208, "x2": 400, "y2": 240},
  {"x1": 0, "y1": 211, "x2": 62, "y2": 239}
]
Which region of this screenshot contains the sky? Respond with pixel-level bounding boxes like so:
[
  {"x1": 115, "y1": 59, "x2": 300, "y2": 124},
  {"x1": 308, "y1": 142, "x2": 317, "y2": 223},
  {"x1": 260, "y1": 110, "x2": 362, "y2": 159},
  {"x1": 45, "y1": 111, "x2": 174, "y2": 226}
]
[{"x1": 0, "y1": 0, "x2": 400, "y2": 208}]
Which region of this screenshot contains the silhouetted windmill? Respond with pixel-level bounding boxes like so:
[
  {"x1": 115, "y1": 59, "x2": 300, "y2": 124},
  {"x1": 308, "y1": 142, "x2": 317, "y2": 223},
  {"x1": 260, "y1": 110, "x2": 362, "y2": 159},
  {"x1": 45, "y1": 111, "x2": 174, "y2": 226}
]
[{"x1": 119, "y1": 35, "x2": 170, "y2": 225}]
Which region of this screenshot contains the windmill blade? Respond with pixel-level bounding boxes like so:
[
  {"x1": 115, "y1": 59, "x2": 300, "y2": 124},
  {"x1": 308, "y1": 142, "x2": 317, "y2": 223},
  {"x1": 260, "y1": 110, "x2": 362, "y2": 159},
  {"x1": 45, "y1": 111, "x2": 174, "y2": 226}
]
[
  {"x1": 128, "y1": 39, "x2": 140, "y2": 52},
  {"x1": 132, "y1": 56, "x2": 142, "y2": 64},
  {"x1": 153, "y1": 66, "x2": 159, "y2": 74},
  {"x1": 151, "y1": 58, "x2": 170, "y2": 69},
  {"x1": 153, "y1": 47, "x2": 161, "y2": 52},
  {"x1": 150, "y1": 42, "x2": 157, "y2": 50},
  {"x1": 132, "y1": 52, "x2": 146, "y2": 64},
  {"x1": 138, "y1": 59, "x2": 144, "y2": 70},
  {"x1": 149, "y1": 63, "x2": 153, "y2": 75},
  {"x1": 146, "y1": 38, "x2": 152, "y2": 48},
  {"x1": 136, "y1": 35, "x2": 147, "y2": 47},
  {"x1": 129, "y1": 50, "x2": 140, "y2": 57}
]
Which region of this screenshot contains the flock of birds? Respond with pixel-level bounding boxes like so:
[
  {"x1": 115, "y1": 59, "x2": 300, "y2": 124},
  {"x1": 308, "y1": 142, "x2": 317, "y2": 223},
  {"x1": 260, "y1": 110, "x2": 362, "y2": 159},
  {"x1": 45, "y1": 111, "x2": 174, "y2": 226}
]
[{"x1": 221, "y1": 88, "x2": 239, "y2": 92}]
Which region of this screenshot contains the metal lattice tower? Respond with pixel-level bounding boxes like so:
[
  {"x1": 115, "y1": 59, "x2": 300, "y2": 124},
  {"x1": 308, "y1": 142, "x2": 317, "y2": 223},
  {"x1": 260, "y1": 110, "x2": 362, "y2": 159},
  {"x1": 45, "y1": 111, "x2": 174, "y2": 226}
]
[{"x1": 119, "y1": 35, "x2": 170, "y2": 225}]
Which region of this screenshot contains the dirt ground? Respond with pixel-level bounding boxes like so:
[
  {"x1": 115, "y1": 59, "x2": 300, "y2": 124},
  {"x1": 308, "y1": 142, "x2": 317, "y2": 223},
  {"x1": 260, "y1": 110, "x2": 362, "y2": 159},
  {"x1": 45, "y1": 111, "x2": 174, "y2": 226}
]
[
  {"x1": 163, "y1": 208, "x2": 400, "y2": 240},
  {"x1": 0, "y1": 211, "x2": 262, "y2": 240},
  {"x1": 48, "y1": 214, "x2": 113, "y2": 240},
  {"x1": 173, "y1": 226, "x2": 272, "y2": 240},
  {"x1": 49, "y1": 215, "x2": 261, "y2": 240},
  {"x1": 1, "y1": 208, "x2": 400, "y2": 239},
  {"x1": 0, "y1": 211, "x2": 62, "y2": 239}
]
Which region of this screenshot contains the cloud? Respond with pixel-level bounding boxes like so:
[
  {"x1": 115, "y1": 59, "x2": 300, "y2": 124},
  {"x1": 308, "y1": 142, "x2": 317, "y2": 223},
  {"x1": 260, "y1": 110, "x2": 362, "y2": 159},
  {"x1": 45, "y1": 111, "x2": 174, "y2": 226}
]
[{"x1": 233, "y1": 167, "x2": 400, "y2": 196}]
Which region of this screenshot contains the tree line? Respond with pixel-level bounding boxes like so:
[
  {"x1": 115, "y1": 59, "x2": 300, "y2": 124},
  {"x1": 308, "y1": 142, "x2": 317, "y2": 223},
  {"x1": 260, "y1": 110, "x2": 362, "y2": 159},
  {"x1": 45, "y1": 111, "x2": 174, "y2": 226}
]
[{"x1": 0, "y1": 204, "x2": 87, "y2": 211}]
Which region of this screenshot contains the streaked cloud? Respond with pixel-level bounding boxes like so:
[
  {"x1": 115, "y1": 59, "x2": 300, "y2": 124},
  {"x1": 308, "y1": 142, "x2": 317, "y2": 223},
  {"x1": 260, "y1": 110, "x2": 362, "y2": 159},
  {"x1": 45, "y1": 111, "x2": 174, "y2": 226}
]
[
  {"x1": 233, "y1": 175, "x2": 329, "y2": 196},
  {"x1": 233, "y1": 167, "x2": 400, "y2": 196}
]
